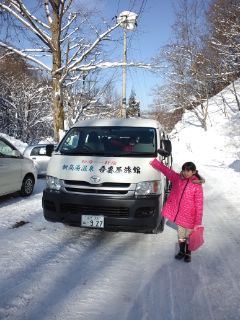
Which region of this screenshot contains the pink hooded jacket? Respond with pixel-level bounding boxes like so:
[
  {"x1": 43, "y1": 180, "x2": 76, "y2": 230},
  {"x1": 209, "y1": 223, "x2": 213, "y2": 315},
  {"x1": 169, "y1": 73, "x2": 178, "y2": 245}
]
[{"x1": 151, "y1": 159, "x2": 203, "y2": 229}]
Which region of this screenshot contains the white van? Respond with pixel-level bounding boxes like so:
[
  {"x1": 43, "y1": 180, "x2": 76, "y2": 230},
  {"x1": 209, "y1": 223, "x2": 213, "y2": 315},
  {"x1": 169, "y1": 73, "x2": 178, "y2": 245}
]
[{"x1": 42, "y1": 118, "x2": 172, "y2": 233}]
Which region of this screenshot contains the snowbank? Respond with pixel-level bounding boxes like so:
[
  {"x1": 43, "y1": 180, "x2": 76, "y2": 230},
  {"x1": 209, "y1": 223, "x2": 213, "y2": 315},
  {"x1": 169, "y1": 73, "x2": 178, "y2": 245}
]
[
  {"x1": 171, "y1": 79, "x2": 240, "y2": 171},
  {"x1": 0, "y1": 133, "x2": 28, "y2": 153}
]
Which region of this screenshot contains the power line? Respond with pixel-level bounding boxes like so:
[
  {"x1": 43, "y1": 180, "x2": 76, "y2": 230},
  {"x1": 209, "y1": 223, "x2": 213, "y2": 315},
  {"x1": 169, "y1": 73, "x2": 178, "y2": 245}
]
[{"x1": 128, "y1": 0, "x2": 148, "y2": 50}]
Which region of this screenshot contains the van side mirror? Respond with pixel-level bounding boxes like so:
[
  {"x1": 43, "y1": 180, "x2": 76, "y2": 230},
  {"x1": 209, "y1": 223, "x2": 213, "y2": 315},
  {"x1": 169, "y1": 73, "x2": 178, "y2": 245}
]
[
  {"x1": 157, "y1": 149, "x2": 170, "y2": 157},
  {"x1": 158, "y1": 139, "x2": 172, "y2": 157},
  {"x1": 46, "y1": 144, "x2": 55, "y2": 157}
]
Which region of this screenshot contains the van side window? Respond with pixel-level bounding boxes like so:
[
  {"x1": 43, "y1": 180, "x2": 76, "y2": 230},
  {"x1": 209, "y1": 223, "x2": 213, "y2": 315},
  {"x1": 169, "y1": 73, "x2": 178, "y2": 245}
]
[
  {"x1": 39, "y1": 147, "x2": 47, "y2": 155},
  {"x1": 61, "y1": 129, "x2": 82, "y2": 151}
]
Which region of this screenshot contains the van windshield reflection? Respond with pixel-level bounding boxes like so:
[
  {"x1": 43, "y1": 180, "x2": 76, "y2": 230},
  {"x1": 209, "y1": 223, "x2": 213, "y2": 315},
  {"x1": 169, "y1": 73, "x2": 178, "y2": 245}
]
[{"x1": 58, "y1": 126, "x2": 157, "y2": 157}]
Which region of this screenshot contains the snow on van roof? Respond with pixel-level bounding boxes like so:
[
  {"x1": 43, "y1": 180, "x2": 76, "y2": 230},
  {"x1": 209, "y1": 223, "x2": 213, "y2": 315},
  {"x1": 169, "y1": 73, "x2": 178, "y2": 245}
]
[{"x1": 73, "y1": 118, "x2": 162, "y2": 128}]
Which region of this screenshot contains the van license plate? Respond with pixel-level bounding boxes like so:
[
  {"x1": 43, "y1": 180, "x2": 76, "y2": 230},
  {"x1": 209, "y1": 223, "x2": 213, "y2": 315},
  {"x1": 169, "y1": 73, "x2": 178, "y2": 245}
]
[{"x1": 81, "y1": 215, "x2": 104, "y2": 228}]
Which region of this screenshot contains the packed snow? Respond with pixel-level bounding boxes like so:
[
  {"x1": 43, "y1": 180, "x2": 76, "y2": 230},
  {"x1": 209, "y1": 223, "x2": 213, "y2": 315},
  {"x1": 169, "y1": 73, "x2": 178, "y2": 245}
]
[{"x1": 0, "y1": 81, "x2": 240, "y2": 320}]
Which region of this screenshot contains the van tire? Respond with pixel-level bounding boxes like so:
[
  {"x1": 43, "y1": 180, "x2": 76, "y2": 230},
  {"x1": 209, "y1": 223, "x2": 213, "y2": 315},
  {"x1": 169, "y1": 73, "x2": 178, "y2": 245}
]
[
  {"x1": 152, "y1": 217, "x2": 165, "y2": 234},
  {"x1": 20, "y1": 174, "x2": 35, "y2": 196}
]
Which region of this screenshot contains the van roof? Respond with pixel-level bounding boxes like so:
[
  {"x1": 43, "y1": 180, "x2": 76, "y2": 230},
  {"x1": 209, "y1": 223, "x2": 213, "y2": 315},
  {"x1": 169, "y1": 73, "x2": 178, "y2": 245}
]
[{"x1": 73, "y1": 118, "x2": 162, "y2": 129}]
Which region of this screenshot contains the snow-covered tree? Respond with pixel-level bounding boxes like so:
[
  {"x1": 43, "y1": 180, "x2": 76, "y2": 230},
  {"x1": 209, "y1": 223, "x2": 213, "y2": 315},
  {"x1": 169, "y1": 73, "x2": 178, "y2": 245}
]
[
  {"x1": 153, "y1": 0, "x2": 216, "y2": 130},
  {"x1": 0, "y1": 2, "x2": 152, "y2": 141},
  {"x1": 0, "y1": 0, "x2": 124, "y2": 142},
  {"x1": 208, "y1": 0, "x2": 240, "y2": 82},
  {"x1": 0, "y1": 52, "x2": 53, "y2": 142},
  {"x1": 63, "y1": 74, "x2": 121, "y2": 127},
  {"x1": 126, "y1": 89, "x2": 140, "y2": 118}
]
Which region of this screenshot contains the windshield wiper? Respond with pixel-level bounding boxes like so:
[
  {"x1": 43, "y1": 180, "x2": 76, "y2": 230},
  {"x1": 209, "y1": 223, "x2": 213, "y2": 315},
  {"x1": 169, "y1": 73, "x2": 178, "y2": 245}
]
[
  {"x1": 60, "y1": 150, "x2": 106, "y2": 156},
  {"x1": 117, "y1": 152, "x2": 153, "y2": 156}
]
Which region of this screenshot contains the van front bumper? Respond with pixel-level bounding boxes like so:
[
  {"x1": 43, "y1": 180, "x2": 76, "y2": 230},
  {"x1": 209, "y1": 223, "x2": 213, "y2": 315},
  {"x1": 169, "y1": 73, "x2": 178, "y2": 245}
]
[{"x1": 42, "y1": 189, "x2": 163, "y2": 232}]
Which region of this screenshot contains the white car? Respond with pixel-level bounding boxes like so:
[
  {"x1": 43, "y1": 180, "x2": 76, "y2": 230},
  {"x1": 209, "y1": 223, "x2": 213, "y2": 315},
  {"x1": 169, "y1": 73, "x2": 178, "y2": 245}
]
[
  {"x1": 23, "y1": 144, "x2": 56, "y2": 176},
  {"x1": 0, "y1": 136, "x2": 37, "y2": 197}
]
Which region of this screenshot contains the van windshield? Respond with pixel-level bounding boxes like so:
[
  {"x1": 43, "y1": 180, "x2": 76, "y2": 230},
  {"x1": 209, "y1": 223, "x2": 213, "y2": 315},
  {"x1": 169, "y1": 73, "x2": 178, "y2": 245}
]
[{"x1": 58, "y1": 126, "x2": 157, "y2": 157}]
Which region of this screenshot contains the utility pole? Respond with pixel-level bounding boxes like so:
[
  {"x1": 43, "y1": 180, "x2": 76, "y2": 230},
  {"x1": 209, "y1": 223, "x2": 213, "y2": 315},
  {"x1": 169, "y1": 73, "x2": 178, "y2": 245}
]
[
  {"x1": 121, "y1": 29, "x2": 127, "y2": 118},
  {"x1": 117, "y1": 11, "x2": 138, "y2": 118}
]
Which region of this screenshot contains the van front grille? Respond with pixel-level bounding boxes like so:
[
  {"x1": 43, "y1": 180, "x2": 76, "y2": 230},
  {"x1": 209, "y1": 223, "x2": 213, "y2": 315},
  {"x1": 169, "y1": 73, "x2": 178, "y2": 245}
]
[
  {"x1": 64, "y1": 180, "x2": 130, "y2": 188},
  {"x1": 60, "y1": 204, "x2": 129, "y2": 217},
  {"x1": 63, "y1": 180, "x2": 132, "y2": 195},
  {"x1": 65, "y1": 187, "x2": 128, "y2": 194}
]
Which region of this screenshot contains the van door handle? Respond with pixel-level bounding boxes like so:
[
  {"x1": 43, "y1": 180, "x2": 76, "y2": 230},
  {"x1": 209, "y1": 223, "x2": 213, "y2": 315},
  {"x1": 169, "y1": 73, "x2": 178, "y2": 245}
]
[{"x1": 32, "y1": 157, "x2": 36, "y2": 160}]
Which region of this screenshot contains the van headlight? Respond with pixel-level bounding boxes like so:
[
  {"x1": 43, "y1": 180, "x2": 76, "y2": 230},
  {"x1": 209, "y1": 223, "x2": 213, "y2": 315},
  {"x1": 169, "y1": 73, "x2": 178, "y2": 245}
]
[
  {"x1": 46, "y1": 176, "x2": 63, "y2": 191},
  {"x1": 135, "y1": 181, "x2": 161, "y2": 197}
]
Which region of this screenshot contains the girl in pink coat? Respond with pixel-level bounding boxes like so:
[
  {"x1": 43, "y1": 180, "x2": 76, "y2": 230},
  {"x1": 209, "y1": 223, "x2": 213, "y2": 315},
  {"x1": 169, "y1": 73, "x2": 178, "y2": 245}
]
[{"x1": 150, "y1": 159, "x2": 204, "y2": 263}]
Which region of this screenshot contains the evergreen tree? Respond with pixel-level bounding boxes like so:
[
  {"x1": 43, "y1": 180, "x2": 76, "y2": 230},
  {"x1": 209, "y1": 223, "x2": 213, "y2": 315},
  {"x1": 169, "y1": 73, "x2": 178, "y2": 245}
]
[{"x1": 127, "y1": 89, "x2": 140, "y2": 118}]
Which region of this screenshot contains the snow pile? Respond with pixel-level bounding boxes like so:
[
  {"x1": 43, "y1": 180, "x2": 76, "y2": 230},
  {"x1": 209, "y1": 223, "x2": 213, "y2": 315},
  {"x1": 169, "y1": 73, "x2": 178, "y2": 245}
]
[
  {"x1": 170, "y1": 79, "x2": 240, "y2": 210},
  {"x1": 38, "y1": 137, "x2": 55, "y2": 144},
  {"x1": 171, "y1": 79, "x2": 240, "y2": 171},
  {"x1": 0, "y1": 133, "x2": 28, "y2": 153},
  {"x1": 0, "y1": 134, "x2": 55, "y2": 153}
]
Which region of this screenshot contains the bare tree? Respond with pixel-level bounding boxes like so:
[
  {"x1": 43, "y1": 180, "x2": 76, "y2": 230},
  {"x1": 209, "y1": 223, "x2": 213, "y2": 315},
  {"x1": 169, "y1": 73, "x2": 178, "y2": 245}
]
[
  {"x1": 208, "y1": 0, "x2": 240, "y2": 81},
  {"x1": 153, "y1": 0, "x2": 214, "y2": 130},
  {"x1": 63, "y1": 72, "x2": 121, "y2": 127},
  {"x1": 0, "y1": 2, "x2": 153, "y2": 141},
  {"x1": 0, "y1": 53, "x2": 53, "y2": 142},
  {"x1": 0, "y1": 0, "x2": 124, "y2": 141}
]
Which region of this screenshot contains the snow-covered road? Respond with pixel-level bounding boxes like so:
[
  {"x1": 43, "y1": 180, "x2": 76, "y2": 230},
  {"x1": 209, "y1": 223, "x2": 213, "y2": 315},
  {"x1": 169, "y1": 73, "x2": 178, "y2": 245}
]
[{"x1": 0, "y1": 171, "x2": 240, "y2": 320}]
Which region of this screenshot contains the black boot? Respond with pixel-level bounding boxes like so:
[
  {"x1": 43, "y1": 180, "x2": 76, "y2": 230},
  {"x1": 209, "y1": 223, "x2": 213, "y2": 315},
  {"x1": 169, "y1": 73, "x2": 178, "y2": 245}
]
[
  {"x1": 175, "y1": 241, "x2": 186, "y2": 260},
  {"x1": 184, "y1": 244, "x2": 191, "y2": 263}
]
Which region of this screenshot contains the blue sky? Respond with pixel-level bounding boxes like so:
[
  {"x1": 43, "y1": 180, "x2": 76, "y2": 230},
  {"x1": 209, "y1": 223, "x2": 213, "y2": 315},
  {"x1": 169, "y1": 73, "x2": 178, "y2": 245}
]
[
  {"x1": 83, "y1": 0, "x2": 175, "y2": 110},
  {"x1": 4, "y1": 0, "x2": 175, "y2": 111}
]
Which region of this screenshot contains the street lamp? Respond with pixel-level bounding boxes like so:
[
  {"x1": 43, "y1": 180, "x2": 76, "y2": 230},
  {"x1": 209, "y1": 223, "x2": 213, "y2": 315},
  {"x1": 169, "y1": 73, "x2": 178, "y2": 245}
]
[{"x1": 117, "y1": 11, "x2": 138, "y2": 118}]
